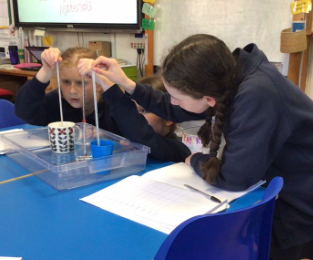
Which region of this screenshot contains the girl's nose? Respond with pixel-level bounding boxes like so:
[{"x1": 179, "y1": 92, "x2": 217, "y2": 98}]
[{"x1": 69, "y1": 83, "x2": 79, "y2": 94}]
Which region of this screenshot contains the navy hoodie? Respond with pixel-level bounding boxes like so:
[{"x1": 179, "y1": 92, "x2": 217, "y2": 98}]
[{"x1": 130, "y1": 44, "x2": 313, "y2": 249}]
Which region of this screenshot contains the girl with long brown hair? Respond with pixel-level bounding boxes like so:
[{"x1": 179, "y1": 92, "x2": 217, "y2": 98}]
[{"x1": 88, "y1": 34, "x2": 313, "y2": 259}]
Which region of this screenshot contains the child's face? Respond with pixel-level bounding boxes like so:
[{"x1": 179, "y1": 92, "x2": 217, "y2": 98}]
[
  {"x1": 60, "y1": 66, "x2": 94, "y2": 110},
  {"x1": 163, "y1": 81, "x2": 215, "y2": 113},
  {"x1": 136, "y1": 103, "x2": 172, "y2": 136}
]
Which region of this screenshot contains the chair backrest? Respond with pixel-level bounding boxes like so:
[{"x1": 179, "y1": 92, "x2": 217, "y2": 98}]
[
  {"x1": 0, "y1": 99, "x2": 25, "y2": 129},
  {"x1": 154, "y1": 177, "x2": 283, "y2": 260},
  {"x1": 0, "y1": 88, "x2": 13, "y2": 100}
]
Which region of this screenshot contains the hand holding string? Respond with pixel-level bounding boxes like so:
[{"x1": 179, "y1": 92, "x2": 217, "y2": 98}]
[{"x1": 91, "y1": 56, "x2": 136, "y2": 94}]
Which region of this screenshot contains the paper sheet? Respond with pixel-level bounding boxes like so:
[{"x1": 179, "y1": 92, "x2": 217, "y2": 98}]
[
  {"x1": 81, "y1": 163, "x2": 265, "y2": 234},
  {"x1": 0, "y1": 129, "x2": 50, "y2": 155},
  {"x1": 0, "y1": 129, "x2": 24, "y2": 154},
  {"x1": 81, "y1": 175, "x2": 227, "y2": 234},
  {"x1": 0, "y1": 257, "x2": 22, "y2": 260},
  {"x1": 0, "y1": 0, "x2": 9, "y2": 26},
  {"x1": 144, "y1": 163, "x2": 265, "y2": 202}
]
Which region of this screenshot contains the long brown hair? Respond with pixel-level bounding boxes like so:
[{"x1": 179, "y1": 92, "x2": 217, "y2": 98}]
[{"x1": 161, "y1": 34, "x2": 239, "y2": 184}]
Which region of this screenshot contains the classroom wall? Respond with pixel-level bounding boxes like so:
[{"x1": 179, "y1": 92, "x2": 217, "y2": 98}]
[
  {"x1": 49, "y1": 0, "x2": 292, "y2": 73},
  {"x1": 23, "y1": 30, "x2": 143, "y2": 66},
  {"x1": 0, "y1": 29, "x2": 144, "y2": 65},
  {"x1": 1, "y1": 0, "x2": 293, "y2": 73},
  {"x1": 154, "y1": 0, "x2": 293, "y2": 74}
]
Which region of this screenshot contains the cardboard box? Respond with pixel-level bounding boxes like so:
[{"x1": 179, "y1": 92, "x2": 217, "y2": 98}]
[{"x1": 88, "y1": 41, "x2": 112, "y2": 57}]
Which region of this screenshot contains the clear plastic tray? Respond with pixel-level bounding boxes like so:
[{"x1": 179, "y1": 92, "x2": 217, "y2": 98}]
[{"x1": 1, "y1": 123, "x2": 150, "y2": 190}]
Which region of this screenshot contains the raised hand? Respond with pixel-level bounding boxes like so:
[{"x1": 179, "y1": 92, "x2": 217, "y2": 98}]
[
  {"x1": 77, "y1": 58, "x2": 94, "y2": 78},
  {"x1": 36, "y1": 48, "x2": 62, "y2": 83},
  {"x1": 77, "y1": 58, "x2": 115, "y2": 92},
  {"x1": 92, "y1": 56, "x2": 136, "y2": 94}
]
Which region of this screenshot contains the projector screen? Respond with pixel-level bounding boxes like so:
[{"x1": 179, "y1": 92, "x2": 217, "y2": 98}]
[{"x1": 13, "y1": 0, "x2": 142, "y2": 33}]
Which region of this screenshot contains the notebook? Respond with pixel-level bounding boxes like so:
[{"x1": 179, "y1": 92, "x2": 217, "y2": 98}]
[
  {"x1": 14, "y1": 46, "x2": 48, "y2": 71},
  {"x1": 81, "y1": 163, "x2": 265, "y2": 234}
]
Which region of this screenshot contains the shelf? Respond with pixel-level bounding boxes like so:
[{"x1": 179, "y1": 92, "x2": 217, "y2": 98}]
[{"x1": 287, "y1": 7, "x2": 312, "y2": 92}]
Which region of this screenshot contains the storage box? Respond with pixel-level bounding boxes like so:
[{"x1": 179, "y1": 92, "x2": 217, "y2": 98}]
[
  {"x1": 1, "y1": 123, "x2": 150, "y2": 190},
  {"x1": 280, "y1": 28, "x2": 307, "y2": 53},
  {"x1": 89, "y1": 41, "x2": 112, "y2": 57}
]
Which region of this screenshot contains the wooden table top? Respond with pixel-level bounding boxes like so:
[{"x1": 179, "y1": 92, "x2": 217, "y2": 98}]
[{"x1": 0, "y1": 67, "x2": 37, "y2": 77}]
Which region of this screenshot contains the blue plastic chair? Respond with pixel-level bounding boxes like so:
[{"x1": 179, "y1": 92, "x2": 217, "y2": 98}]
[
  {"x1": 0, "y1": 99, "x2": 25, "y2": 129},
  {"x1": 154, "y1": 177, "x2": 284, "y2": 260}
]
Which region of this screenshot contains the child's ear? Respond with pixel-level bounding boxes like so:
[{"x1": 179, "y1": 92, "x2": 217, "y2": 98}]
[
  {"x1": 204, "y1": 96, "x2": 216, "y2": 107},
  {"x1": 165, "y1": 120, "x2": 174, "y2": 126}
]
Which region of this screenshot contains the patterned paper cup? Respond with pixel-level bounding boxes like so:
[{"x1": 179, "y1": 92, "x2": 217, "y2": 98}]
[{"x1": 48, "y1": 121, "x2": 75, "y2": 153}]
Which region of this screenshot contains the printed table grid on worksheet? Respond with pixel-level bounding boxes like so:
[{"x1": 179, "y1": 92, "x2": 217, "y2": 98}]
[{"x1": 83, "y1": 175, "x2": 215, "y2": 226}]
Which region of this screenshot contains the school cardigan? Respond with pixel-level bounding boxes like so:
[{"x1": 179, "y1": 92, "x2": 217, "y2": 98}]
[
  {"x1": 129, "y1": 44, "x2": 313, "y2": 249},
  {"x1": 102, "y1": 84, "x2": 191, "y2": 162},
  {"x1": 15, "y1": 76, "x2": 122, "y2": 135}
]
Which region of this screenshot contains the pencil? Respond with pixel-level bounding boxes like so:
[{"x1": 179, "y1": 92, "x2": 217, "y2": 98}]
[
  {"x1": 184, "y1": 184, "x2": 222, "y2": 203},
  {"x1": 0, "y1": 147, "x2": 131, "y2": 186}
]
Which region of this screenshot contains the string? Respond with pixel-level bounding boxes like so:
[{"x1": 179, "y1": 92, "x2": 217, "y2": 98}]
[
  {"x1": 82, "y1": 76, "x2": 87, "y2": 156},
  {"x1": 56, "y1": 62, "x2": 64, "y2": 127},
  {"x1": 0, "y1": 169, "x2": 48, "y2": 185},
  {"x1": 0, "y1": 148, "x2": 132, "y2": 186},
  {"x1": 92, "y1": 71, "x2": 100, "y2": 146}
]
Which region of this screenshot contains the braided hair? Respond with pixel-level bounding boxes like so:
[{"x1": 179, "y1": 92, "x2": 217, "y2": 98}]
[{"x1": 161, "y1": 34, "x2": 239, "y2": 184}]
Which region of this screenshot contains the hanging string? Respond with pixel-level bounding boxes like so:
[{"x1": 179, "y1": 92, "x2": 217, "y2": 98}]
[
  {"x1": 82, "y1": 76, "x2": 86, "y2": 123},
  {"x1": 91, "y1": 71, "x2": 100, "y2": 146},
  {"x1": 82, "y1": 76, "x2": 87, "y2": 156},
  {"x1": 56, "y1": 62, "x2": 64, "y2": 126}
]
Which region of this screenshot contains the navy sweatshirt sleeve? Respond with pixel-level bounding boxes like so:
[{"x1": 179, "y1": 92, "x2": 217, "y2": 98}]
[
  {"x1": 191, "y1": 79, "x2": 294, "y2": 191},
  {"x1": 15, "y1": 77, "x2": 64, "y2": 126},
  {"x1": 130, "y1": 83, "x2": 206, "y2": 122},
  {"x1": 15, "y1": 77, "x2": 122, "y2": 135},
  {"x1": 102, "y1": 85, "x2": 191, "y2": 162}
]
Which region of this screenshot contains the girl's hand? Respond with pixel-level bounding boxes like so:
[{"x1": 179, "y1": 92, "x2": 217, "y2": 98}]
[
  {"x1": 77, "y1": 58, "x2": 94, "y2": 78},
  {"x1": 92, "y1": 56, "x2": 136, "y2": 94},
  {"x1": 185, "y1": 154, "x2": 194, "y2": 166},
  {"x1": 36, "y1": 48, "x2": 62, "y2": 83},
  {"x1": 77, "y1": 58, "x2": 115, "y2": 92}
]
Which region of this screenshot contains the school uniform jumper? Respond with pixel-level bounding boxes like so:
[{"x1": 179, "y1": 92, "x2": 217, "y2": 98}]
[
  {"x1": 15, "y1": 77, "x2": 122, "y2": 135},
  {"x1": 15, "y1": 77, "x2": 190, "y2": 162},
  {"x1": 102, "y1": 84, "x2": 191, "y2": 162},
  {"x1": 129, "y1": 44, "x2": 313, "y2": 250}
]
